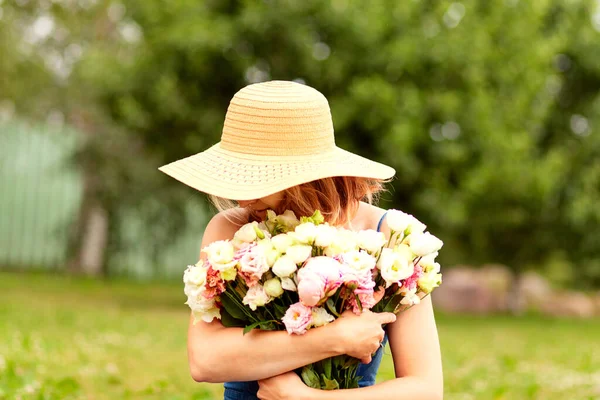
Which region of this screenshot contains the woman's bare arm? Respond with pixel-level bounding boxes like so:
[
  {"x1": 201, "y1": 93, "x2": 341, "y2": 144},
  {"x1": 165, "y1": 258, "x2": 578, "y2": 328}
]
[{"x1": 188, "y1": 211, "x2": 396, "y2": 383}]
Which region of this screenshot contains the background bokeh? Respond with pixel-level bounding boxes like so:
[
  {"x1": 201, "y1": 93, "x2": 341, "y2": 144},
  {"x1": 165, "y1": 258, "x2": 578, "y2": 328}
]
[{"x1": 1, "y1": 1, "x2": 599, "y2": 399}]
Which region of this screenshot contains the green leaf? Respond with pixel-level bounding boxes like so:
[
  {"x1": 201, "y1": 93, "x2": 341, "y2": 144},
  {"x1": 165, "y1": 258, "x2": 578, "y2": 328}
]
[
  {"x1": 322, "y1": 357, "x2": 332, "y2": 378},
  {"x1": 242, "y1": 320, "x2": 278, "y2": 335},
  {"x1": 301, "y1": 366, "x2": 321, "y2": 389},
  {"x1": 219, "y1": 292, "x2": 249, "y2": 321},
  {"x1": 322, "y1": 376, "x2": 340, "y2": 390},
  {"x1": 325, "y1": 299, "x2": 340, "y2": 317},
  {"x1": 219, "y1": 308, "x2": 246, "y2": 328}
]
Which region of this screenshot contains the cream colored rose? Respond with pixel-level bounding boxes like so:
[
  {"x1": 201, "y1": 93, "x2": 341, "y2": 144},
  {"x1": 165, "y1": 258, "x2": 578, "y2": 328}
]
[
  {"x1": 291, "y1": 222, "x2": 318, "y2": 244},
  {"x1": 271, "y1": 234, "x2": 296, "y2": 254},
  {"x1": 314, "y1": 224, "x2": 336, "y2": 247}
]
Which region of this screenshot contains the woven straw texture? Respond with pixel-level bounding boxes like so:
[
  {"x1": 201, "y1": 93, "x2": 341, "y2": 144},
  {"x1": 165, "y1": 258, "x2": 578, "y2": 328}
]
[{"x1": 159, "y1": 81, "x2": 395, "y2": 200}]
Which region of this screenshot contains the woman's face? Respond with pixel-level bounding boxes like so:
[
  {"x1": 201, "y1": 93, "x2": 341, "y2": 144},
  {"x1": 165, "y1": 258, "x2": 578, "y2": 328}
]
[{"x1": 236, "y1": 191, "x2": 285, "y2": 220}]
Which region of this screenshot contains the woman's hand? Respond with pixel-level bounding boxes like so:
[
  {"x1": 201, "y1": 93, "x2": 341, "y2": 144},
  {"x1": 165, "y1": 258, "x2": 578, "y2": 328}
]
[
  {"x1": 257, "y1": 371, "x2": 313, "y2": 400},
  {"x1": 330, "y1": 310, "x2": 396, "y2": 364}
]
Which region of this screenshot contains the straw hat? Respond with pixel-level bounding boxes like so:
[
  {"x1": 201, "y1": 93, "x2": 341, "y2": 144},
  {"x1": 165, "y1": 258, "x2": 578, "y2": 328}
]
[{"x1": 159, "y1": 80, "x2": 395, "y2": 200}]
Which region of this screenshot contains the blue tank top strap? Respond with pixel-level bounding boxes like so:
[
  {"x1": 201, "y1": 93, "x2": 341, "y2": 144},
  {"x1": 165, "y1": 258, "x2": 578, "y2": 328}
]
[{"x1": 376, "y1": 211, "x2": 388, "y2": 232}]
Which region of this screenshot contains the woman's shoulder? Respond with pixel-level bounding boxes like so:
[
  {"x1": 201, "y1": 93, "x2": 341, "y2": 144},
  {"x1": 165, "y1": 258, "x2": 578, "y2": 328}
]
[
  {"x1": 203, "y1": 208, "x2": 249, "y2": 243},
  {"x1": 356, "y1": 202, "x2": 388, "y2": 231}
]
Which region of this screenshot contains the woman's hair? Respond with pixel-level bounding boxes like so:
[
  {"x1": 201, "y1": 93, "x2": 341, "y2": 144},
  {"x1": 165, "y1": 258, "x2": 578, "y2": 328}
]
[{"x1": 209, "y1": 177, "x2": 387, "y2": 226}]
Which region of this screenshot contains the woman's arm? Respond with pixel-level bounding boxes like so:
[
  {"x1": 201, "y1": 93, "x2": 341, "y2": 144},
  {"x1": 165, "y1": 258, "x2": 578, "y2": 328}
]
[
  {"x1": 258, "y1": 296, "x2": 443, "y2": 400},
  {"x1": 188, "y1": 211, "x2": 396, "y2": 383}
]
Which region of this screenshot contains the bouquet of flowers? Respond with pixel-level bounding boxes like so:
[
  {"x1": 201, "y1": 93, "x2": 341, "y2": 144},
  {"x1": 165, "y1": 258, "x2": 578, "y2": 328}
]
[{"x1": 183, "y1": 209, "x2": 443, "y2": 390}]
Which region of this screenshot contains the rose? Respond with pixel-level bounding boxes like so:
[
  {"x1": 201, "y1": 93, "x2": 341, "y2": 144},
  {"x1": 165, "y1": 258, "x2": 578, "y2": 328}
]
[
  {"x1": 282, "y1": 302, "x2": 313, "y2": 335},
  {"x1": 271, "y1": 234, "x2": 296, "y2": 254},
  {"x1": 377, "y1": 248, "x2": 415, "y2": 287},
  {"x1": 285, "y1": 245, "x2": 312, "y2": 265},
  {"x1": 291, "y1": 222, "x2": 318, "y2": 244},
  {"x1": 356, "y1": 229, "x2": 387, "y2": 254},
  {"x1": 264, "y1": 278, "x2": 284, "y2": 298},
  {"x1": 311, "y1": 307, "x2": 335, "y2": 327},
  {"x1": 201, "y1": 240, "x2": 237, "y2": 271},
  {"x1": 272, "y1": 255, "x2": 298, "y2": 278},
  {"x1": 409, "y1": 232, "x2": 444, "y2": 257},
  {"x1": 187, "y1": 295, "x2": 221, "y2": 323},
  {"x1": 242, "y1": 284, "x2": 271, "y2": 311},
  {"x1": 314, "y1": 224, "x2": 336, "y2": 247}
]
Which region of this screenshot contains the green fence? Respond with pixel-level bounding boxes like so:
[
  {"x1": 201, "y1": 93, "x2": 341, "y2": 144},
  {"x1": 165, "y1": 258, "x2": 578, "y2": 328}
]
[{"x1": 0, "y1": 120, "x2": 206, "y2": 280}]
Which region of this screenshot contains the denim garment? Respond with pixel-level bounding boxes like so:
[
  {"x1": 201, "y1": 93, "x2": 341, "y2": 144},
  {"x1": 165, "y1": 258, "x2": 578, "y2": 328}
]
[{"x1": 223, "y1": 335, "x2": 388, "y2": 399}]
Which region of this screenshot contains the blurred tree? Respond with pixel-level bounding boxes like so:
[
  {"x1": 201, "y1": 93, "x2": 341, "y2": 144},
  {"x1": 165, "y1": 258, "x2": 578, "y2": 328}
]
[{"x1": 4, "y1": 0, "x2": 599, "y2": 287}]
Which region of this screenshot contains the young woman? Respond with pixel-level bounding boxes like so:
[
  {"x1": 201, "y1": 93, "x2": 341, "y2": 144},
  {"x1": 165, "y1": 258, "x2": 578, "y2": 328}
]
[{"x1": 159, "y1": 81, "x2": 443, "y2": 400}]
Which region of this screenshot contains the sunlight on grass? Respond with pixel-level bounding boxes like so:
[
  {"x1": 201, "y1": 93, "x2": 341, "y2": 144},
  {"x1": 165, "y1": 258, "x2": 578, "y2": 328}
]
[{"x1": 1, "y1": 272, "x2": 599, "y2": 399}]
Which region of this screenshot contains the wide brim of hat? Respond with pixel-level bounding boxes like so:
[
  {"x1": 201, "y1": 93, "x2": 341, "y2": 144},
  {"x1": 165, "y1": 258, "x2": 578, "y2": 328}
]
[{"x1": 158, "y1": 143, "x2": 395, "y2": 200}]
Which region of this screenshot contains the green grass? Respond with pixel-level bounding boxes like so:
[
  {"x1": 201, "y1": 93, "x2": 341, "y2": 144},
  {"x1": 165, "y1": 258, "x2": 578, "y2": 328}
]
[{"x1": 1, "y1": 272, "x2": 599, "y2": 400}]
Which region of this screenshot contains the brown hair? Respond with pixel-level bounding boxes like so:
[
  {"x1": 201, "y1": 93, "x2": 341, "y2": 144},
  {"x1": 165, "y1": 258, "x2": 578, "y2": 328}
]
[{"x1": 210, "y1": 177, "x2": 387, "y2": 226}]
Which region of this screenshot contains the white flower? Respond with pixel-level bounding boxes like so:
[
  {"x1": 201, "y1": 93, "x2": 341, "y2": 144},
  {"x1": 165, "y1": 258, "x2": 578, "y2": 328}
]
[
  {"x1": 183, "y1": 264, "x2": 208, "y2": 286},
  {"x1": 386, "y1": 210, "x2": 413, "y2": 233},
  {"x1": 409, "y1": 232, "x2": 444, "y2": 257},
  {"x1": 377, "y1": 248, "x2": 415, "y2": 287},
  {"x1": 323, "y1": 229, "x2": 358, "y2": 257},
  {"x1": 285, "y1": 245, "x2": 313, "y2": 265},
  {"x1": 201, "y1": 240, "x2": 237, "y2": 271},
  {"x1": 291, "y1": 222, "x2": 318, "y2": 244},
  {"x1": 314, "y1": 224, "x2": 336, "y2": 247},
  {"x1": 264, "y1": 278, "x2": 284, "y2": 298},
  {"x1": 256, "y1": 239, "x2": 279, "y2": 266},
  {"x1": 386, "y1": 210, "x2": 427, "y2": 236},
  {"x1": 311, "y1": 307, "x2": 335, "y2": 327},
  {"x1": 418, "y1": 271, "x2": 442, "y2": 294},
  {"x1": 281, "y1": 277, "x2": 297, "y2": 291},
  {"x1": 399, "y1": 288, "x2": 421, "y2": 306},
  {"x1": 242, "y1": 284, "x2": 271, "y2": 311},
  {"x1": 356, "y1": 229, "x2": 387, "y2": 254},
  {"x1": 234, "y1": 222, "x2": 258, "y2": 243},
  {"x1": 419, "y1": 252, "x2": 439, "y2": 268},
  {"x1": 185, "y1": 290, "x2": 221, "y2": 323},
  {"x1": 272, "y1": 255, "x2": 298, "y2": 277},
  {"x1": 341, "y1": 250, "x2": 376, "y2": 272},
  {"x1": 271, "y1": 234, "x2": 296, "y2": 254}
]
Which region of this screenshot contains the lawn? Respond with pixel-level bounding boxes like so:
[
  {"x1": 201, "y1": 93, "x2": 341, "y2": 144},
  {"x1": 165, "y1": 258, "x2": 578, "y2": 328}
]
[{"x1": 1, "y1": 272, "x2": 598, "y2": 400}]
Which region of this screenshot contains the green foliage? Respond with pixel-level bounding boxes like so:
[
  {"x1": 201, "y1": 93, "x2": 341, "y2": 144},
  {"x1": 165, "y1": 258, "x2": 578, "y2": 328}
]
[{"x1": 2, "y1": 1, "x2": 599, "y2": 285}]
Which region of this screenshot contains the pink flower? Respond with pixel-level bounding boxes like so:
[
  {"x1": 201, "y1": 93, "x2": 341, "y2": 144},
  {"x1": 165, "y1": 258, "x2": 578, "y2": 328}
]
[
  {"x1": 297, "y1": 271, "x2": 325, "y2": 307},
  {"x1": 347, "y1": 288, "x2": 377, "y2": 314},
  {"x1": 282, "y1": 302, "x2": 313, "y2": 334},
  {"x1": 203, "y1": 265, "x2": 226, "y2": 299},
  {"x1": 297, "y1": 257, "x2": 344, "y2": 306},
  {"x1": 402, "y1": 264, "x2": 424, "y2": 291},
  {"x1": 238, "y1": 246, "x2": 270, "y2": 287}
]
